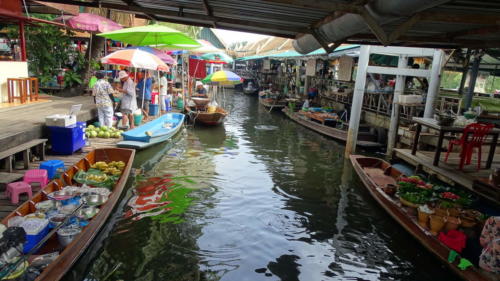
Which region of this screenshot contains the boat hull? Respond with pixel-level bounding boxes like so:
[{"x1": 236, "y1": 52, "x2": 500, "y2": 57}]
[
  {"x1": 118, "y1": 113, "x2": 185, "y2": 149},
  {"x1": 350, "y1": 155, "x2": 492, "y2": 281},
  {"x1": 186, "y1": 107, "x2": 227, "y2": 126},
  {"x1": 259, "y1": 97, "x2": 287, "y2": 110},
  {"x1": 283, "y1": 108, "x2": 381, "y2": 148},
  {"x1": 1, "y1": 148, "x2": 135, "y2": 281}
]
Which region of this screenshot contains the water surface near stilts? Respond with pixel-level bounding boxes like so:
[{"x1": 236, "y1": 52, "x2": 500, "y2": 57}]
[{"x1": 74, "y1": 91, "x2": 456, "y2": 281}]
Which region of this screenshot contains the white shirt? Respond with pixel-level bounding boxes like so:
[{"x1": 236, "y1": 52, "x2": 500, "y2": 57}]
[{"x1": 160, "y1": 76, "x2": 168, "y2": 96}]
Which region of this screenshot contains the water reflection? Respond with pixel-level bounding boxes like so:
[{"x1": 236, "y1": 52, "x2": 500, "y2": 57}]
[{"x1": 76, "y1": 91, "x2": 457, "y2": 281}]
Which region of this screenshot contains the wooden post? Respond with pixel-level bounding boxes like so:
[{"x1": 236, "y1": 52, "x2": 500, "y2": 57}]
[
  {"x1": 19, "y1": 20, "x2": 26, "y2": 61},
  {"x1": 464, "y1": 51, "x2": 482, "y2": 110},
  {"x1": 423, "y1": 49, "x2": 445, "y2": 118},
  {"x1": 387, "y1": 55, "x2": 408, "y2": 156},
  {"x1": 345, "y1": 45, "x2": 370, "y2": 157}
]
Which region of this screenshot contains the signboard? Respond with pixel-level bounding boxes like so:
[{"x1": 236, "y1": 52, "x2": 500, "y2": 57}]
[{"x1": 306, "y1": 59, "x2": 316, "y2": 76}]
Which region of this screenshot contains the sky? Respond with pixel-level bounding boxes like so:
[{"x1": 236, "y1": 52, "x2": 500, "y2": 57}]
[{"x1": 213, "y1": 29, "x2": 270, "y2": 45}]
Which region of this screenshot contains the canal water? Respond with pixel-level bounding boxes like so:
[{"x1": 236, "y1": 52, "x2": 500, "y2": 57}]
[{"x1": 74, "y1": 91, "x2": 456, "y2": 281}]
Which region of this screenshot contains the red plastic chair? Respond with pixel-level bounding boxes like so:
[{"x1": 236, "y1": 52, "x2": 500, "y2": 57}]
[{"x1": 445, "y1": 123, "x2": 494, "y2": 170}]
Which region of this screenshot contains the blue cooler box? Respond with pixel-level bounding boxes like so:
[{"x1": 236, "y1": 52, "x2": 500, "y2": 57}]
[
  {"x1": 22, "y1": 219, "x2": 50, "y2": 254},
  {"x1": 48, "y1": 122, "x2": 85, "y2": 155}
]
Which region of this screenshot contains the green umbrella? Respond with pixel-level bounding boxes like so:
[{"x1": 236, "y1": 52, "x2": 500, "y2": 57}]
[
  {"x1": 97, "y1": 24, "x2": 200, "y2": 48},
  {"x1": 200, "y1": 52, "x2": 234, "y2": 64}
]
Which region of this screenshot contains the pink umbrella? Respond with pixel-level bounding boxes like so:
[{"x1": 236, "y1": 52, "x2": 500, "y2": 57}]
[
  {"x1": 126, "y1": 46, "x2": 176, "y2": 64},
  {"x1": 57, "y1": 13, "x2": 122, "y2": 33}
]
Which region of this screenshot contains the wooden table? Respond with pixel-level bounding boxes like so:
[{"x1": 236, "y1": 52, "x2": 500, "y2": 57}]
[{"x1": 411, "y1": 117, "x2": 500, "y2": 168}]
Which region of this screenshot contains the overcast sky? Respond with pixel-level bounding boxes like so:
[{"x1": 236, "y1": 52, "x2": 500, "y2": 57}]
[{"x1": 213, "y1": 29, "x2": 270, "y2": 45}]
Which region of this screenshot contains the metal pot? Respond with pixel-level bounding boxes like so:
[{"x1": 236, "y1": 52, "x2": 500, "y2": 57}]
[{"x1": 57, "y1": 226, "x2": 81, "y2": 247}]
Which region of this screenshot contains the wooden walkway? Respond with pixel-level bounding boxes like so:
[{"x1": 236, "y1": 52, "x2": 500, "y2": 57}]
[
  {"x1": 394, "y1": 148, "x2": 500, "y2": 204},
  {"x1": 0, "y1": 138, "x2": 119, "y2": 219},
  {"x1": 0, "y1": 94, "x2": 96, "y2": 152}
]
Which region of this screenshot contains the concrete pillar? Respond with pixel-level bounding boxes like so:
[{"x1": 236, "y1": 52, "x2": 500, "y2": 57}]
[
  {"x1": 464, "y1": 52, "x2": 482, "y2": 110},
  {"x1": 295, "y1": 59, "x2": 301, "y2": 96},
  {"x1": 458, "y1": 49, "x2": 471, "y2": 95},
  {"x1": 345, "y1": 45, "x2": 370, "y2": 157},
  {"x1": 387, "y1": 55, "x2": 408, "y2": 156},
  {"x1": 423, "y1": 49, "x2": 445, "y2": 118},
  {"x1": 303, "y1": 75, "x2": 309, "y2": 97}
]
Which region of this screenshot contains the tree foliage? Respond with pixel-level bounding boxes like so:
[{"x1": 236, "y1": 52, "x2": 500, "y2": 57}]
[{"x1": 7, "y1": 14, "x2": 83, "y2": 87}]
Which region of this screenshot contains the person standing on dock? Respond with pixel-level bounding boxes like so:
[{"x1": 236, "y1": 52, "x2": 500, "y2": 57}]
[
  {"x1": 136, "y1": 70, "x2": 152, "y2": 119},
  {"x1": 92, "y1": 71, "x2": 114, "y2": 128},
  {"x1": 117, "y1": 71, "x2": 137, "y2": 129},
  {"x1": 159, "y1": 71, "x2": 169, "y2": 114}
]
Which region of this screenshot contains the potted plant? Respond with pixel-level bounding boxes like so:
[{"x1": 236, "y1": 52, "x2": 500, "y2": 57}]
[{"x1": 444, "y1": 216, "x2": 461, "y2": 231}]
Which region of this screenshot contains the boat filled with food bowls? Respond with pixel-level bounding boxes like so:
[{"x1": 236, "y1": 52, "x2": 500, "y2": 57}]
[{"x1": 0, "y1": 148, "x2": 134, "y2": 280}]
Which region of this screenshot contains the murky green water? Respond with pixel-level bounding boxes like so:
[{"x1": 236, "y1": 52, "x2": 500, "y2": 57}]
[{"x1": 71, "y1": 92, "x2": 456, "y2": 281}]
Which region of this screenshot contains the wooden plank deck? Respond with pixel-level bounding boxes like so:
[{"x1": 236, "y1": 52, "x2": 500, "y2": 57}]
[
  {"x1": 0, "y1": 138, "x2": 120, "y2": 220},
  {"x1": 393, "y1": 148, "x2": 500, "y2": 204},
  {"x1": 0, "y1": 94, "x2": 96, "y2": 152}
]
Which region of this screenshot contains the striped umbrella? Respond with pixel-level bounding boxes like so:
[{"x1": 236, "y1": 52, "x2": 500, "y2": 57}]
[
  {"x1": 202, "y1": 70, "x2": 242, "y2": 85},
  {"x1": 101, "y1": 49, "x2": 169, "y2": 71},
  {"x1": 126, "y1": 46, "x2": 176, "y2": 64}
]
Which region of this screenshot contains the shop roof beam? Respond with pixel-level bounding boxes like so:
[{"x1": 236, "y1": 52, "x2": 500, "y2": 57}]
[{"x1": 39, "y1": 0, "x2": 307, "y2": 34}]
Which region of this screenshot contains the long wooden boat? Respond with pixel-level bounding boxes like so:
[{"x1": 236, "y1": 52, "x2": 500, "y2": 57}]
[
  {"x1": 283, "y1": 108, "x2": 381, "y2": 148},
  {"x1": 350, "y1": 155, "x2": 494, "y2": 281},
  {"x1": 0, "y1": 148, "x2": 135, "y2": 281},
  {"x1": 185, "y1": 106, "x2": 227, "y2": 126},
  {"x1": 259, "y1": 97, "x2": 287, "y2": 110},
  {"x1": 117, "y1": 113, "x2": 185, "y2": 149}
]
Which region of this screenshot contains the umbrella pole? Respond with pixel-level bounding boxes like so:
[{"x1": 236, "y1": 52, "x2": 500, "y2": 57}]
[{"x1": 142, "y1": 73, "x2": 146, "y2": 110}]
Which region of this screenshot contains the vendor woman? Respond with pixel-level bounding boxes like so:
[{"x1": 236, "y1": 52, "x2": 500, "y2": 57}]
[{"x1": 194, "y1": 81, "x2": 208, "y2": 98}]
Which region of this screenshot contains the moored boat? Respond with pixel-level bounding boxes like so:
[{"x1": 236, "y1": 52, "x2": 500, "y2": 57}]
[
  {"x1": 0, "y1": 148, "x2": 135, "y2": 280},
  {"x1": 117, "y1": 113, "x2": 185, "y2": 149},
  {"x1": 350, "y1": 155, "x2": 496, "y2": 281},
  {"x1": 259, "y1": 97, "x2": 287, "y2": 110},
  {"x1": 283, "y1": 108, "x2": 381, "y2": 148},
  {"x1": 185, "y1": 104, "x2": 227, "y2": 126}
]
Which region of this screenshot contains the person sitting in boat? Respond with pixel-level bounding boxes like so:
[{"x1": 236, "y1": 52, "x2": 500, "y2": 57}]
[{"x1": 194, "y1": 81, "x2": 208, "y2": 98}]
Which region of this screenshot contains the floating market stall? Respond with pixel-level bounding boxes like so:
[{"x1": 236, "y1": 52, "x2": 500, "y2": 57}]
[{"x1": 0, "y1": 148, "x2": 134, "y2": 280}]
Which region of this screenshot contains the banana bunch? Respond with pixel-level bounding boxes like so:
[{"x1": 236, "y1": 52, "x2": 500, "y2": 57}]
[
  {"x1": 87, "y1": 174, "x2": 108, "y2": 182},
  {"x1": 108, "y1": 161, "x2": 126, "y2": 171},
  {"x1": 104, "y1": 167, "x2": 122, "y2": 176},
  {"x1": 91, "y1": 161, "x2": 109, "y2": 170}
]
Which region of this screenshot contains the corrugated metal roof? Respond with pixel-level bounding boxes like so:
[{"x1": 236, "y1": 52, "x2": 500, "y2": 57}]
[
  {"x1": 37, "y1": 0, "x2": 500, "y2": 49},
  {"x1": 238, "y1": 44, "x2": 360, "y2": 60}
]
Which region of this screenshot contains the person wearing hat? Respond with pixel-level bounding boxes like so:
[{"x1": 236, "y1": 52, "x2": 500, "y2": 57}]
[
  {"x1": 117, "y1": 70, "x2": 137, "y2": 129},
  {"x1": 194, "y1": 81, "x2": 208, "y2": 98},
  {"x1": 159, "y1": 71, "x2": 169, "y2": 114},
  {"x1": 92, "y1": 71, "x2": 114, "y2": 128}
]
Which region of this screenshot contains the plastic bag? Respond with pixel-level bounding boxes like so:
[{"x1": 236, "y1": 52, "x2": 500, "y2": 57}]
[{"x1": 74, "y1": 169, "x2": 118, "y2": 189}]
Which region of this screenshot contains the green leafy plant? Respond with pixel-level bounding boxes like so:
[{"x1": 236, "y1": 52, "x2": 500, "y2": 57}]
[
  {"x1": 6, "y1": 14, "x2": 82, "y2": 87},
  {"x1": 400, "y1": 192, "x2": 430, "y2": 204},
  {"x1": 64, "y1": 70, "x2": 83, "y2": 88}
]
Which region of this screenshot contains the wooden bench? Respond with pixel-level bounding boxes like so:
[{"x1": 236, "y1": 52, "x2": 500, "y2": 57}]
[{"x1": 0, "y1": 139, "x2": 47, "y2": 172}]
